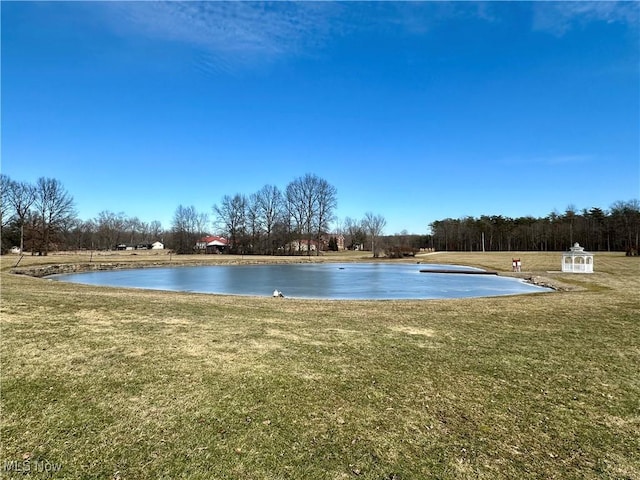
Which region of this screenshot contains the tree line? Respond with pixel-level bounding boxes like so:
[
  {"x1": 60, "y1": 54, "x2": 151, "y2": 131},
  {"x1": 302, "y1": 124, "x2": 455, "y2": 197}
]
[
  {"x1": 429, "y1": 201, "x2": 640, "y2": 253},
  {"x1": 167, "y1": 174, "x2": 335, "y2": 255},
  {"x1": 174, "y1": 173, "x2": 344, "y2": 255},
  {"x1": 1, "y1": 176, "x2": 76, "y2": 255},
  {"x1": 3, "y1": 173, "x2": 638, "y2": 255},
  {"x1": 1, "y1": 173, "x2": 387, "y2": 256}
]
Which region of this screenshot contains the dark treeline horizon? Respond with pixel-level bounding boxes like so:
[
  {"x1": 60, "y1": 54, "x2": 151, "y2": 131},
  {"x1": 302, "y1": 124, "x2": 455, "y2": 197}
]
[{"x1": 429, "y1": 201, "x2": 640, "y2": 253}]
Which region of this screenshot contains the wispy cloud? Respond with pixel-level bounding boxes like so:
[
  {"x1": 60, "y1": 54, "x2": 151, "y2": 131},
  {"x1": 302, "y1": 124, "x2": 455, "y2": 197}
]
[
  {"x1": 99, "y1": 1, "x2": 638, "y2": 73},
  {"x1": 101, "y1": 2, "x2": 504, "y2": 70},
  {"x1": 532, "y1": 1, "x2": 639, "y2": 36},
  {"x1": 103, "y1": 1, "x2": 346, "y2": 72}
]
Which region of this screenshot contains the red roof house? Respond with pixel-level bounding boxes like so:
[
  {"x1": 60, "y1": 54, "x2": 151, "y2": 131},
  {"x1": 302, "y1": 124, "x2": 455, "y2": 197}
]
[{"x1": 195, "y1": 235, "x2": 229, "y2": 253}]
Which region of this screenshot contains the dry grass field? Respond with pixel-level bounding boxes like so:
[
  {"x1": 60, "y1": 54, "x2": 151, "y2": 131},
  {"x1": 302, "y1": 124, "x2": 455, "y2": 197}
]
[{"x1": 1, "y1": 251, "x2": 638, "y2": 479}]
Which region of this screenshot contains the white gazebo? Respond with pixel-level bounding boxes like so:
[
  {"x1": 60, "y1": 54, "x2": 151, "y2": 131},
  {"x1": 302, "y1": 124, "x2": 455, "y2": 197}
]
[{"x1": 562, "y1": 243, "x2": 594, "y2": 273}]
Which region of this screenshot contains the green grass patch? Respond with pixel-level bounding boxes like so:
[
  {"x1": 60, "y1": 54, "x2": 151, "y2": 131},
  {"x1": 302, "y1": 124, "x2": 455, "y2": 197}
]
[{"x1": 1, "y1": 252, "x2": 639, "y2": 479}]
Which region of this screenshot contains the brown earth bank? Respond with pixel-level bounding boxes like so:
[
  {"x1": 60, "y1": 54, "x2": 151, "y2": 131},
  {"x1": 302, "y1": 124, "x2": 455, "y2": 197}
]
[
  {"x1": 6, "y1": 251, "x2": 344, "y2": 277},
  {"x1": 503, "y1": 273, "x2": 584, "y2": 292}
]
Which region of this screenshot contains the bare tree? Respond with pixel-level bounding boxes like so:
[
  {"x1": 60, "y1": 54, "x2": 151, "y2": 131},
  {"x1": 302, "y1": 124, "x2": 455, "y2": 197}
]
[
  {"x1": 343, "y1": 216, "x2": 366, "y2": 250},
  {"x1": 1, "y1": 175, "x2": 13, "y2": 252},
  {"x1": 67, "y1": 218, "x2": 95, "y2": 251},
  {"x1": 213, "y1": 194, "x2": 247, "y2": 253},
  {"x1": 362, "y1": 212, "x2": 387, "y2": 258},
  {"x1": 149, "y1": 220, "x2": 163, "y2": 240},
  {"x1": 255, "y1": 184, "x2": 284, "y2": 255},
  {"x1": 126, "y1": 216, "x2": 142, "y2": 245},
  {"x1": 195, "y1": 211, "x2": 210, "y2": 239},
  {"x1": 286, "y1": 173, "x2": 337, "y2": 255},
  {"x1": 5, "y1": 177, "x2": 37, "y2": 253},
  {"x1": 314, "y1": 177, "x2": 337, "y2": 255},
  {"x1": 247, "y1": 193, "x2": 261, "y2": 254},
  {"x1": 1, "y1": 174, "x2": 12, "y2": 230},
  {"x1": 95, "y1": 211, "x2": 127, "y2": 250},
  {"x1": 285, "y1": 179, "x2": 307, "y2": 253},
  {"x1": 137, "y1": 220, "x2": 150, "y2": 244},
  {"x1": 34, "y1": 177, "x2": 75, "y2": 255},
  {"x1": 171, "y1": 205, "x2": 204, "y2": 254}
]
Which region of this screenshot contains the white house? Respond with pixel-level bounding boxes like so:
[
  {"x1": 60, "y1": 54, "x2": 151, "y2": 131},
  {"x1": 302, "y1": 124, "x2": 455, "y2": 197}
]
[
  {"x1": 562, "y1": 243, "x2": 594, "y2": 273},
  {"x1": 151, "y1": 241, "x2": 164, "y2": 250}
]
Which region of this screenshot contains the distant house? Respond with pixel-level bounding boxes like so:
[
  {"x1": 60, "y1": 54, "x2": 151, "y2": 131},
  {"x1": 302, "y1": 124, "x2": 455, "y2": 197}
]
[
  {"x1": 115, "y1": 242, "x2": 163, "y2": 251},
  {"x1": 321, "y1": 233, "x2": 345, "y2": 251},
  {"x1": 195, "y1": 235, "x2": 229, "y2": 254},
  {"x1": 9, "y1": 246, "x2": 21, "y2": 254},
  {"x1": 288, "y1": 239, "x2": 319, "y2": 252},
  {"x1": 287, "y1": 235, "x2": 345, "y2": 253}
]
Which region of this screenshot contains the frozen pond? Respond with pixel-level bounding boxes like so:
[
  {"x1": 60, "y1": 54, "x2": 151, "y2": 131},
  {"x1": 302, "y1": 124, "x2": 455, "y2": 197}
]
[{"x1": 49, "y1": 263, "x2": 552, "y2": 300}]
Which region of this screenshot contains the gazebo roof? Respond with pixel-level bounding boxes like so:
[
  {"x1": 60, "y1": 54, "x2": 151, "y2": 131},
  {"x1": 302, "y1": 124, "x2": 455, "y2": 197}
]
[{"x1": 563, "y1": 242, "x2": 592, "y2": 255}]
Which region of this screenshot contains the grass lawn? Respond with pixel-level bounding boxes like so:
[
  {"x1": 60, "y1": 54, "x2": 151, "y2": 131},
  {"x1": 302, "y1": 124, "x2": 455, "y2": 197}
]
[{"x1": 1, "y1": 251, "x2": 639, "y2": 479}]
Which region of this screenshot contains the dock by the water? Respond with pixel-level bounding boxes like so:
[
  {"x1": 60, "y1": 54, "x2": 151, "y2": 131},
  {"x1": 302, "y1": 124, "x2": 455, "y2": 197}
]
[{"x1": 419, "y1": 269, "x2": 498, "y2": 275}]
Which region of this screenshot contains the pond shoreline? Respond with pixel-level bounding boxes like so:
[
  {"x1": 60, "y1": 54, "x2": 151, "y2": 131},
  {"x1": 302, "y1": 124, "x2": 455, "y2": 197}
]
[
  {"x1": 507, "y1": 273, "x2": 581, "y2": 292},
  {"x1": 10, "y1": 260, "x2": 576, "y2": 293},
  {"x1": 10, "y1": 258, "x2": 319, "y2": 278}
]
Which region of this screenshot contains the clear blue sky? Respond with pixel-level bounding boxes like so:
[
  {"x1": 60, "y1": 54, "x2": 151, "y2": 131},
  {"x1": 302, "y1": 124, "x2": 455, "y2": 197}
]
[{"x1": 2, "y1": 1, "x2": 638, "y2": 235}]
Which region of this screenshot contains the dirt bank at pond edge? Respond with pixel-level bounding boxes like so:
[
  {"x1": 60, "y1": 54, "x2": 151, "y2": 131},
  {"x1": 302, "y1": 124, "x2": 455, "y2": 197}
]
[
  {"x1": 519, "y1": 274, "x2": 583, "y2": 292},
  {"x1": 9, "y1": 258, "x2": 320, "y2": 278},
  {"x1": 11, "y1": 262, "x2": 158, "y2": 277}
]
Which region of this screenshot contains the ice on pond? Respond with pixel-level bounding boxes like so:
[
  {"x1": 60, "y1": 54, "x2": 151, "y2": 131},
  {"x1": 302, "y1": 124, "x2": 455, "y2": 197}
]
[{"x1": 50, "y1": 263, "x2": 552, "y2": 300}]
